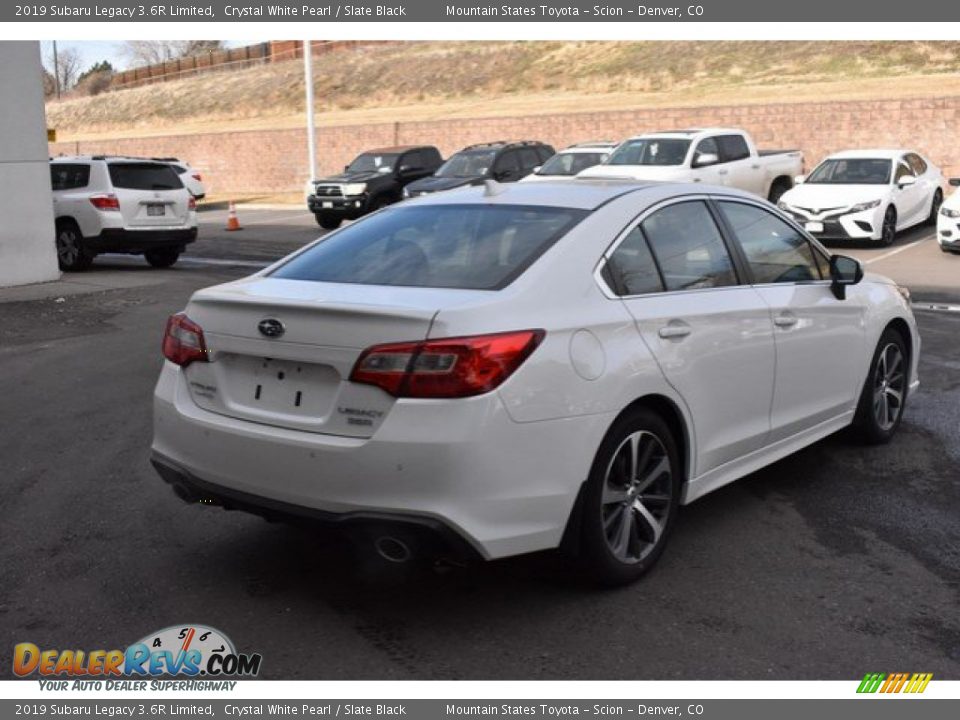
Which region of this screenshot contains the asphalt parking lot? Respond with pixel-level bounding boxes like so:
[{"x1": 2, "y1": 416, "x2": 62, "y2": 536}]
[{"x1": 1, "y1": 206, "x2": 959, "y2": 680}]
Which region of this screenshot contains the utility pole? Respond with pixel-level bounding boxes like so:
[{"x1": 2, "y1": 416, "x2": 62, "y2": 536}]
[
  {"x1": 52, "y1": 40, "x2": 61, "y2": 99},
  {"x1": 303, "y1": 40, "x2": 317, "y2": 186}
]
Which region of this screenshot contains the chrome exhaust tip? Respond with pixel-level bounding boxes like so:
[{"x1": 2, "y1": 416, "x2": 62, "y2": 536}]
[{"x1": 374, "y1": 536, "x2": 413, "y2": 564}]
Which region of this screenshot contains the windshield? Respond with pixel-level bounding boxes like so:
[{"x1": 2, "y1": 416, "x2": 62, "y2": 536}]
[
  {"x1": 807, "y1": 158, "x2": 892, "y2": 185},
  {"x1": 435, "y1": 150, "x2": 498, "y2": 178},
  {"x1": 347, "y1": 153, "x2": 400, "y2": 174},
  {"x1": 271, "y1": 204, "x2": 588, "y2": 290},
  {"x1": 537, "y1": 152, "x2": 609, "y2": 176},
  {"x1": 606, "y1": 138, "x2": 691, "y2": 167},
  {"x1": 108, "y1": 163, "x2": 183, "y2": 190}
]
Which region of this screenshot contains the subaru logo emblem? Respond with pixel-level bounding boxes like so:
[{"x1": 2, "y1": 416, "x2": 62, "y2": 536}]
[{"x1": 258, "y1": 319, "x2": 285, "y2": 338}]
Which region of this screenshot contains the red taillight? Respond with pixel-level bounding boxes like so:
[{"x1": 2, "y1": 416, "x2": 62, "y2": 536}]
[
  {"x1": 188, "y1": 196, "x2": 197, "y2": 210},
  {"x1": 89, "y1": 193, "x2": 120, "y2": 211},
  {"x1": 162, "y1": 313, "x2": 209, "y2": 367},
  {"x1": 350, "y1": 330, "x2": 545, "y2": 399},
  {"x1": 191, "y1": 173, "x2": 203, "y2": 182}
]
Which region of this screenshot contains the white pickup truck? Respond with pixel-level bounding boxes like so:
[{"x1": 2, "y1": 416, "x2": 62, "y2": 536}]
[{"x1": 579, "y1": 128, "x2": 804, "y2": 203}]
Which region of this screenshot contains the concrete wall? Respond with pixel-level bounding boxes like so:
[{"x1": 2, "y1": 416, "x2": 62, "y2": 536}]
[
  {"x1": 51, "y1": 94, "x2": 960, "y2": 197},
  {"x1": 1, "y1": 42, "x2": 59, "y2": 288}
]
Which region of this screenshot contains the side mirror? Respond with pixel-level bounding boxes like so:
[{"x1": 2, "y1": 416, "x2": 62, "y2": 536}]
[
  {"x1": 829, "y1": 254, "x2": 863, "y2": 300},
  {"x1": 344, "y1": 165, "x2": 350, "y2": 172},
  {"x1": 794, "y1": 175, "x2": 806, "y2": 185},
  {"x1": 897, "y1": 175, "x2": 917, "y2": 188},
  {"x1": 949, "y1": 178, "x2": 960, "y2": 188},
  {"x1": 693, "y1": 152, "x2": 719, "y2": 169}
]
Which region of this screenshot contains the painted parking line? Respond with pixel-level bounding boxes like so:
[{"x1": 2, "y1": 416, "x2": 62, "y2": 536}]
[
  {"x1": 912, "y1": 302, "x2": 960, "y2": 314},
  {"x1": 863, "y1": 235, "x2": 933, "y2": 265},
  {"x1": 179, "y1": 257, "x2": 271, "y2": 269}
]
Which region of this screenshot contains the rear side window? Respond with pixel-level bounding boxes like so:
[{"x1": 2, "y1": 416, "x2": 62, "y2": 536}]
[
  {"x1": 50, "y1": 164, "x2": 90, "y2": 190},
  {"x1": 272, "y1": 204, "x2": 587, "y2": 290},
  {"x1": 718, "y1": 201, "x2": 823, "y2": 284},
  {"x1": 641, "y1": 201, "x2": 738, "y2": 291},
  {"x1": 717, "y1": 135, "x2": 751, "y2": 162},
  {"x1": 401, "y1": 151, "x2": 423, "y2": 169},
  {"x1": 519, "y1": 148, "x2": 541, "y2": 170},
  {"x1": 906, "y1": 153, "x2": 927, "y2": 176},
  {"x1": 605, "y1": 226, "x2": 663, "y2": 296},
  {"x1": 108, "y1": 163, "x2": 184, "y2": 190}
]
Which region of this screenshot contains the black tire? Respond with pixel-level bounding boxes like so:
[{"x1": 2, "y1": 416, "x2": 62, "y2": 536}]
[
  {"x1": 768, "y1": 178, "x2": 791, "y2": 205},
  {"x1": 851, "y1": 328, "x2": 909, "y2": 445},
  {"x1": 144, "y1": 248, "x2": 181, "y2": 268},
  {"x1": 574, "y1": 408, "x2": 682, "y2": 586},
  {"x1": 879, "y1": 206, "x2": 897, "y2": 247},
  {"x1": 316, "y1": 214, "x2": 342, "y2": 230},
  {"x1": 55, "y1": 220, "x2": 94, "y2": 271},
  {"x1": 927, "y1": 189, "x2": 943, "y2": 226}
]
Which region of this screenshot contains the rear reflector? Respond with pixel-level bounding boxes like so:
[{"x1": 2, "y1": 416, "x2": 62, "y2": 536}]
[
  {"x1": 162, "y1": 313, "x2": 209, "y2": 367},
  {"x1": 350, "y1": 330, "x2": 545, "y2": 398},
  {"x1": 89, "y1": 193, "x2": 120, "y2": 211},
  {"x1": 188, "y1": 196, "x2": 197, "y2": 210}
]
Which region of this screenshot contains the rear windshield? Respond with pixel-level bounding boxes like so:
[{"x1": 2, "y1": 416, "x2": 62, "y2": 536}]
[
  {"x1": 271, "y1": 204, "x2": 588, "y2": 290},
  {"x1": 108, "y1": 163, "x2": 184, "y2": 190}
]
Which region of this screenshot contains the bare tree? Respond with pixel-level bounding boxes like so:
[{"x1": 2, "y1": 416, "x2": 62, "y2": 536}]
[
  {"x1": 44, "y1": 45, "x2": 82, "y2": 95},
  {"x1": 122, "y1": 41, "x2": 224, "y2": 67}
]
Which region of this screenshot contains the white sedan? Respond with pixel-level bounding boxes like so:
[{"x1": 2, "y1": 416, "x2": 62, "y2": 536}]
[
  {"x1": 779, "y1": 149, "x2": 943, "y2": 246},
  {"x1": 520, "y1": 142, "x2": 617, "y2": 182},
  {"x1": 152, "y1": 180, "x2": 919, "y2": 585},
  {"x1": 937, "y1": 178, "x2": 960, "y2": 254}
]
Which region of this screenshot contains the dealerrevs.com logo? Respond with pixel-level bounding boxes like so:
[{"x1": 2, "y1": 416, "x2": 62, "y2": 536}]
[
  {"x1": 13, "y1": 624, "x2": 262, "y2": 681},
  {"x1": 857, "y1": 672, "x2": 933, "y2": 694}
]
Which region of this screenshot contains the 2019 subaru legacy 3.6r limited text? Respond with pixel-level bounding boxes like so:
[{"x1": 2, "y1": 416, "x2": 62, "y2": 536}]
[{"x1": 152, "y1": 179, "x2": 919, "y2": 585}]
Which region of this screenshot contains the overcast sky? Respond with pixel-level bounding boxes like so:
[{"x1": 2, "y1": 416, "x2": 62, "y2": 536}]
[{"x1": 39, "y1": 40, "x2": 253, "y2": 73}]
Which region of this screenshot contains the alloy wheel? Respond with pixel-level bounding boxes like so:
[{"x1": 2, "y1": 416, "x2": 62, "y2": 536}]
[
  {"x1": 873, "y1": 343, "x2": 905, "y2": 431},
  {"x1": 56, "y1": 229, "x2": 80, "y2": 266},
  {"x1": 601, "y1": 430, "x2": 674, "y2": 564},
  {"x1": 881, "y1": 211, "x2": 896, "y2": 245}
]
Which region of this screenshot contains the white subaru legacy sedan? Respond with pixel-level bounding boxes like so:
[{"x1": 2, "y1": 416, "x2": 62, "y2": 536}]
[{"x1": 152, "y1": 180, "x2": 919, "y2": 584}]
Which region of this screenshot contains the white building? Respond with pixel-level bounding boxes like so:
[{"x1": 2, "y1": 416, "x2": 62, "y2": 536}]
[{"x1": 0, "y1": 41, "x2": 60, "y2": 287}]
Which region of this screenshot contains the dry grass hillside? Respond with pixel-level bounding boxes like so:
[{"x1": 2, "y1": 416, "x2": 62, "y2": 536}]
[{"x1": 47, "y1": 41, "x2": 960, "y2": 141}]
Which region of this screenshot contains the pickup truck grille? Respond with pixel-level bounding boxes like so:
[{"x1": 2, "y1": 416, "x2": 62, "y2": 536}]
[{"x1": 314, "y1": 185, "x2": 343, "y2": 197}]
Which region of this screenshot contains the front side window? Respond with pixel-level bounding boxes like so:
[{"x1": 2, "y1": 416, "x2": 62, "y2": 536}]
[
  {"x1": 272, "y1": 204, "x2": 587, "y2": 290},
  {"x1": 606, "y1": 138, "x2": 691, "y2": 167},
  {"x1": 108, "y1": 163, "x2": 183, "y2": 190},
  {"x1": 693, "y1": 137, "x2": 720, "y2": 165},
  {"x1": 718, "y1": 201, "x2": 822, "y2": 284},
  {"x1": 401, "y1": 151, "x2": 423, "y2": 169},
  {"x1": 894, "y1": 161, "x2": 915, "y2": 183},
  {"x1": 605, "y1": 226, "x2": 663, "y2": 296},
  {"x1": 519, "y1": 148, "x2": 541, "y2": 170},
  {"x1": 641, "y1": 201, "x2": 738, "y2": 291},
  {"x1": 806, "y1": 158, "x2": 892, "y2": 185}
]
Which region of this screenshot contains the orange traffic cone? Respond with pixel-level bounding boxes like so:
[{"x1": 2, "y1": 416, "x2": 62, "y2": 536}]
[{"x1": 225, "y1": 201, "x2": 242, "y2": 231}]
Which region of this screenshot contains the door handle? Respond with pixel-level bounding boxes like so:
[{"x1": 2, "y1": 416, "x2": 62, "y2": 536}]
[
  {"x1": 658, "y1": 324, "x2": 692, "y2": 339},
  {"x1": 774, "y1": 314, "x2": 798, "y2": 328}
]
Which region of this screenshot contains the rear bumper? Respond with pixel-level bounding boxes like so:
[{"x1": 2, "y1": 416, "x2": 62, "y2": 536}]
[
  {"x1": 87, "y1": 227, "x2": 198, "y2": 253},
  {"x1": 151, "y1": 362, "x2": 610, "y2": 560}
]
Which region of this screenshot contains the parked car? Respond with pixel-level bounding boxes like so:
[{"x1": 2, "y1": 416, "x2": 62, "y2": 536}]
[
  {"x1": 50, "y1": 156, "x2": 198, "y2": 271},
  {"x1": 938, "y1": 178, "x2": 960, "y2": 253},
  {"x1": 403, "y1": 141, "x2": 555, "y2": 197},
  {"x1": 307, "y1": 145, "x2": 443, "y2": 229},
  {"x1": 579, "y1": 128, "x2": 802, "y2": 203},
  {"x1": 779, "y1": 150, "x2": 944, "y2": 246},
  {"x1": 152, "y1": 179, "x2": 918, "y2": 585},
  {"x1": 164, "y1": 159, "x2": 206, "y2": 200},
  {"x1": 520, "y1": 141, "x2": 617, "y2": 182}
]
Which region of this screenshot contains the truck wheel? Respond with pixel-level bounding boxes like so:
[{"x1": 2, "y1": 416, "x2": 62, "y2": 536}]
[
  {"x1": 767, "y1": 178, "x2": 791, "y2": 205},
  {"x1": 55, "y1": 220, "x2": 94, "y2": 271},
  {"x1": 316, "y1": 214, "x2": 341, "y2": 230},
  {"x1": 144, "y1": 248, "x2": 181, "y2": 268}
]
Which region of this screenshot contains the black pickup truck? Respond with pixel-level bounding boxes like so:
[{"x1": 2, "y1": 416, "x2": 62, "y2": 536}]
[{"x1": 307, "y1": 145, "x2": 443, "y2": 229}]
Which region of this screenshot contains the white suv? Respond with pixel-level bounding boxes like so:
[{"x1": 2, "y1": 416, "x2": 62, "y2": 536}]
[{"x1": 50, "y1": 156, "x2": 198, "y2": 271}]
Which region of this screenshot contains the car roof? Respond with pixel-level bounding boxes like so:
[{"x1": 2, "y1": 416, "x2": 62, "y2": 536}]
[
  {"x1": 402, "y1": 178, "x2": 758, "y2": 211},
  {"x1": 362, "y1": 145, "x2": 434, "y2": 154},
  {"x1": 458, "y1": 140, "x2": 549, "y2": 152},
  {"x1": 825, "y1": 149, "x2": 910, "y2": 160},
  {"x1": 50, "y1": 155, "x2": 172, "y2": 165},
  {"x1": 625, "y1": 127, "x2": 743, "y2": 140},
  {"x1": 560, "y1": 144, "x2": 617, "y2": 153}
]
